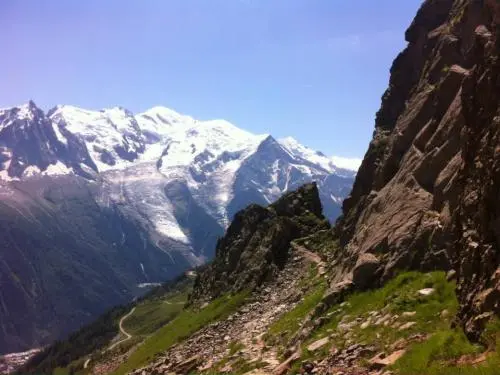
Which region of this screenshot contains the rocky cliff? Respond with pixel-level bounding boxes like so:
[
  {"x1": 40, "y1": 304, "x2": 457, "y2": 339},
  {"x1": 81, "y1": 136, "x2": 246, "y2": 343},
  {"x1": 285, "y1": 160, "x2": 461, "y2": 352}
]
[
  {"x1": 190, "y1": 183, "x2": 329, "y2": 302},
  {"x1": 336, "y1": 0, "x2": 500, "y2": 339}
]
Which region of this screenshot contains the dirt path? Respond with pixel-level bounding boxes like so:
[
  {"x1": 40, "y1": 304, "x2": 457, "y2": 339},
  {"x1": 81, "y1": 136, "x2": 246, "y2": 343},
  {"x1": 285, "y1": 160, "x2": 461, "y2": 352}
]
[
  {"x1": 136, "y1": 246, "x2": 327, "y2": 375},
  {"x1": 107, "y1": 307, "x2": 136, "y2": 351},
  {"x1": 83, "y1": 358, "x2": 90, "y2": 369},
  {"x1": 290, "y1": 242, "x2": 326, "y2": 275}
]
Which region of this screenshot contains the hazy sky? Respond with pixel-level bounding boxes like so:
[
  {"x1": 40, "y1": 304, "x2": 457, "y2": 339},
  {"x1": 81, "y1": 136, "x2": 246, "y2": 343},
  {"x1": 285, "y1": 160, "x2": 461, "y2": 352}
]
[{"x1": 1, "y1": 0, "x2": 422, "y2": 158}]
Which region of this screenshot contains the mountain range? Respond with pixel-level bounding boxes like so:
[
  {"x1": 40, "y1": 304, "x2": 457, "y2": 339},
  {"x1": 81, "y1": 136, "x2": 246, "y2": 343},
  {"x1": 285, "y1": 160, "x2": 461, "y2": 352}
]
[{"x1": 0, "y1": 101, "x2": 357, "y2": 353}]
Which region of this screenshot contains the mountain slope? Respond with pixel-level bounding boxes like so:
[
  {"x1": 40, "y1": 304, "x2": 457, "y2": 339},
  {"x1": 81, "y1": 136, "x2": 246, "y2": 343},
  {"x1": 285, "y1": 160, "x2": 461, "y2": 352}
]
[{"x1": 0, "y1": 176, "x2": 191, "y2": 354}]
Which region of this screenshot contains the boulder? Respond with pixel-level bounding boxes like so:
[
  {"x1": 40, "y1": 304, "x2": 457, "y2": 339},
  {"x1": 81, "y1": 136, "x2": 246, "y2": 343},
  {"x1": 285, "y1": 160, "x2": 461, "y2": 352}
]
[{"x1": 352, "y1": 253, "x2": 380, "y2": 289}]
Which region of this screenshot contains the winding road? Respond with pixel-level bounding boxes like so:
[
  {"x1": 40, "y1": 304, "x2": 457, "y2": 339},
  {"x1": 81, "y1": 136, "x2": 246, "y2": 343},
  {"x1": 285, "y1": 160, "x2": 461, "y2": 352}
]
[{"x1": 108, "y1": 307, "x2": 136, "y2": 351}]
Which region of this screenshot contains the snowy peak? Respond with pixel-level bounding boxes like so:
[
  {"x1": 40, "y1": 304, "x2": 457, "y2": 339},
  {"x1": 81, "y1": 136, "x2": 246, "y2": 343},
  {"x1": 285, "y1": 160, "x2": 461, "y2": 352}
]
[
  {"x1": 330, "y1": 156, "x2": 362, "y2": 172},
  {"x1": 278, "y1": 136, "x2": 337, "y2": 173},
  {"x1": 0, "y1": 101, "x2": 42, "y2": 130},
  {"x1": 0, "y1": 101, "x2": 84, "y2": 180},
  {"x1": 49, "y1": 105, "x2": 146, "y2": 172},
  {"x1": 138, "y1": 106, "x2": 195, "y2": 127},
  {"x1": 0, "y1": 102, "x2": 357, "y2": 228},
  {"x1": 278, "y1": 136, "x2": 361, "y2": 174}
]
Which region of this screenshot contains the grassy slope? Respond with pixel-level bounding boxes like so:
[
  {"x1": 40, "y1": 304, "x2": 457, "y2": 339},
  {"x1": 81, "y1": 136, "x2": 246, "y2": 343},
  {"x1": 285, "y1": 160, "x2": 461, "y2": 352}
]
[
  {"x1": 265, "y1": 265, "x2": 327, "y2": 347},
  {"x1": 262, "y1": 270, "x2": 500, "y2": 374},
  {"x1": 113, "y1": 291, "x2": 250, "y2": 375},
  {"x1": 121, "y1": 292, "x2": 187, "y2": 336},
  {"x1": 22, "y1": 276, "x2": 193, "y2": 375}
]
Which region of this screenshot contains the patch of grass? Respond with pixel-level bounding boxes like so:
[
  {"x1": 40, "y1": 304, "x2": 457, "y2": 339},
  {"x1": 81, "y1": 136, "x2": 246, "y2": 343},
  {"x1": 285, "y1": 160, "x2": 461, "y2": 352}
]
[
  {"x1": 228, "y1": 341, "x2": 245, "y2": 356},
  {"x1": 265, "y1": 278, "x2": 327, "y2": 346},
  {"x1": 122, "y1": 292, "x2": 187, "y2": 336},
  {"x1": 294, "y1": 230, "x2": 340, "y2": 258},
  {"x1": 207, "y1": 356, "x2": 267, "y2": 375},
  {"x1": 299, "y1": 271, "x2": 460, "y2": 366},
  {"x1": 113, "y1": 291, "x2": 249, "y2": 375},
  {"x1": 392, "y1": 329, "x2": 481, "y2": 374},
  {"x1": 392, "y1": 317, "x2": 500, "y2": 375}
]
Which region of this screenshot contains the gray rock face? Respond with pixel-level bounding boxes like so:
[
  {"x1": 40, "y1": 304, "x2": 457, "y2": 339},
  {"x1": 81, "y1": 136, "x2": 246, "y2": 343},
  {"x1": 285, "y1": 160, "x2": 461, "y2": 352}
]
[{"x1": 352, "y1": 253, "x2": 381, "y2": 289}]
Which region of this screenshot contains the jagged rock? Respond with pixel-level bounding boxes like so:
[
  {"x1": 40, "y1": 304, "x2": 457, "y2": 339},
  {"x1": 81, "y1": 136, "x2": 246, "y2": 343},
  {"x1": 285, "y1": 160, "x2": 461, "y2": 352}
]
[
  {"x1": 402, "y1": 311, "x2": 416, "y2": 318},
  {"x1": 352, "y1": 253, "x2": 380, "y2": 289},
  {"x1": 307, "y1": 337, "x2": 329, "y2": 352},
  {"x1": 418, "y1": 288, "x2": 435, "y2": 296},
  {"x1": 301, "y1": 361, "x2": 315, "y2": 374},
  {"x1": 360, "y1": 320, "x2": 371, "y2": 329},
  {"x1": 398, "y1": 322, "x2": 417, "y2": 331},
  {"x1": 190, "y1": 183, "x2": 329, "y2": 302},
  {"x1": 368, "y1": 350, "x2": 406, "y2": 369},
  {"x1": 446, "y1": 269, "x2": 457, "y2": 281}
]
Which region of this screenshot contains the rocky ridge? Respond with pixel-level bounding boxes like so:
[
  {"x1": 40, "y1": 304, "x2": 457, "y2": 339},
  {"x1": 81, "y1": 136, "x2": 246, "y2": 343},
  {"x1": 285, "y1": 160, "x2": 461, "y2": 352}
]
[{"x1": 189, "y1": 183, "x2": 329, "y2": 302}]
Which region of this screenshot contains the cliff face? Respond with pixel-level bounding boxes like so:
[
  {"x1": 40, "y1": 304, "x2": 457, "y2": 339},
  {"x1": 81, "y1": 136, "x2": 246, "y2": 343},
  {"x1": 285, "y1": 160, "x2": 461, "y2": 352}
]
[
  {"x1": 190, "y1": 183, "x2": 329, "y2": 302},
  {"x1": 336, "y1": 0, "x2": 500, "y2": 339}
]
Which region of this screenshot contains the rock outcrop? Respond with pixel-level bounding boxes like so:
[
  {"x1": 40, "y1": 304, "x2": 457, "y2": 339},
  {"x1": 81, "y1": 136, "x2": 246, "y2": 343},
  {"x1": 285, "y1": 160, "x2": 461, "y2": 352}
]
[
  {"x1": 335, "y1": 0, "x2": 500, "y2": 339},
  {"x1": 190, "y1": 183, "x2": 329, "y2": 302}
]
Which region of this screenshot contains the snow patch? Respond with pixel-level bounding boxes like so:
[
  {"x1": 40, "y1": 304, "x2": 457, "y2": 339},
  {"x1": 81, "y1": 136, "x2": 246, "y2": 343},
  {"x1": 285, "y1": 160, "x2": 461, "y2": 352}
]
[
  {"x1": 52, "y1": 123, "x2": 68, "y2": 146},
  {"x1": 44, "y1": 162, "x2": 72, "y2": 176},
  {"x1": 330, "y1": 156, "x2": 362, "y2": 171},
  {"x1": 22, "y1": 165, "x2": 41, "y2": 178}
]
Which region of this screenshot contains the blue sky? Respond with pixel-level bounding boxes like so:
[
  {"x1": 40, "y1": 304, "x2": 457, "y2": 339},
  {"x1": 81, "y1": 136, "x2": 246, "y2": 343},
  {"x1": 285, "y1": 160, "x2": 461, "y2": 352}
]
[{"x1": 1, "y1": 0, "x2": 422, "y2": 158}]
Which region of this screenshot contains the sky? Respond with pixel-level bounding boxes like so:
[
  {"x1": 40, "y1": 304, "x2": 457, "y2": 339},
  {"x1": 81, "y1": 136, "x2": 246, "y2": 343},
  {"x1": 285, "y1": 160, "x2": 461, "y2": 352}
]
[{"x1": 1, "y1": 0, "x2": 423, "y2": 159}]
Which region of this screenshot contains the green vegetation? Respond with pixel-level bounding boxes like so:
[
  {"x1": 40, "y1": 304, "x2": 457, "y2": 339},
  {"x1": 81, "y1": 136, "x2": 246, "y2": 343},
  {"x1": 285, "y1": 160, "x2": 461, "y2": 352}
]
[
  {"x1": 202, "y1": 357, "x2": 267, "y2": 375},
  {"x1": 283, "y1": 272, "x2": 460, "y2": 372},
  {"x1": 21, "y1": 274, "x2": 193, "y2": 375},
  {"x1": 272, "y1": 270, "x2": 500, "y2": 375},
  {"x1": 122, "y1": 292, "x2": 187, "y2": 336},
  {"x1": 265, "y1": 272, "x2": 327, "y2": 347},
  {"x1": 113, "y1": 291, "x2": 250, "y2": 375},
  {"x1": 307, "y1": 271, "x2": 458, "y2": 347},
  {"x1": 393, "y1": 330, "x2": 480, "y2": 374},
  {"x1": 228, "y1": 341, "x2": 245, "y2": 356},
  {"x1": 294, "y1": 230, "x2": 340, "y2": 259},
  {"x1": 22, "y1": 302, "x2": 131, "y2": 374},
  {"x1": 392, "y1": 317, "x2": 500, "y2": 375}
]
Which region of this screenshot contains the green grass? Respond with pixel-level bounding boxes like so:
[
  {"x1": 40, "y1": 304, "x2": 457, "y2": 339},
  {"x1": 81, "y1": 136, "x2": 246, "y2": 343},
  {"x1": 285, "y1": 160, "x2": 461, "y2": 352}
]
[
  {"x1": 291, "y1": 271, "x2": 460, "y2": 370},
  {"x1": 265, "y1": 276, "x2": 327, "y2": 346},
  {"x1": 122, "y1": 292, "x2": 187, "y2": 336},
  {"x1": 393, "y1": 329, "x2": 481, "y2": 374},
  {"x1": 293, "y1": 230, "x2": 340, "y2": 259},
  {"x1": 228, "y1": 341, "x2": 245, "y2": 355},
  {"x1": 113, "y1": 291, "x2": 249, "y2": 375},
  {"x1": 392, "y1": 317, "x2": 500, "y2": 375}
]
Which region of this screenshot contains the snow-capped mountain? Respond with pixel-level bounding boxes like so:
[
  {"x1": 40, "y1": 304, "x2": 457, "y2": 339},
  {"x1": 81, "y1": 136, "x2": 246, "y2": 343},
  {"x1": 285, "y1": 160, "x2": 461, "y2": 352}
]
[
  {"x1": 0, "y1": 101, "x2": 356, "y2": 246},
  {"x1": 0, "y1": 100, "x2": 357, "y2": 353}
]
